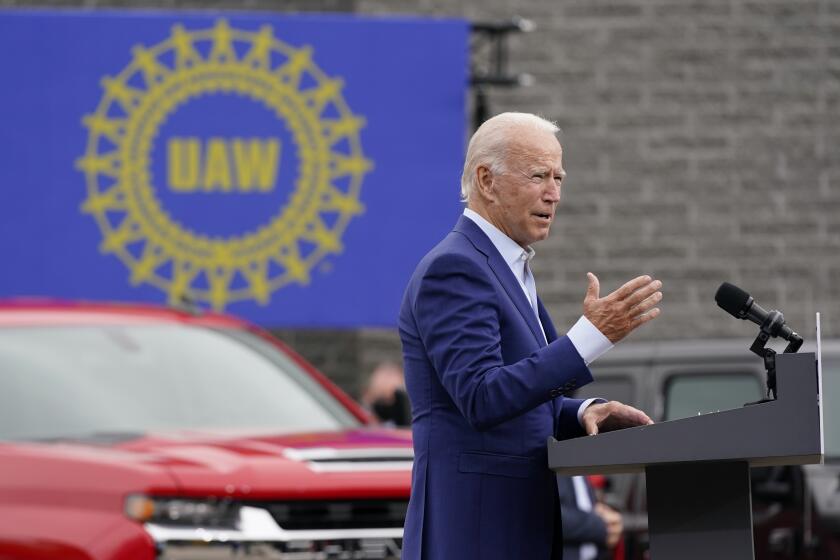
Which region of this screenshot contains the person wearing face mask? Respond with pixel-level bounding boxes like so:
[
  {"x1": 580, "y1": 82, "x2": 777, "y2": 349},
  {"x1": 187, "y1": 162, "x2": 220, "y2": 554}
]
[{"x1": 361, "y1": 361, "x2": 411, "y2": 427}]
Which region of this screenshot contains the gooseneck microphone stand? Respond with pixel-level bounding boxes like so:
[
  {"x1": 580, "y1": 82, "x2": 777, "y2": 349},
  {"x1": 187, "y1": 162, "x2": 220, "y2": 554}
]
[{"x1": 747, "y1": 309, "x2": 804, "y2": 403}]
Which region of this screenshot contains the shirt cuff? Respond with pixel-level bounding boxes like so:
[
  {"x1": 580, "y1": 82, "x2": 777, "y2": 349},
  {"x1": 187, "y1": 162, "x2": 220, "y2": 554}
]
[
  {"x1": 567, "y1": 315, "x2": 613, "y2": 365},
  {"x1": 577, "y1": 397, "x2": 606, "y2": 426}
]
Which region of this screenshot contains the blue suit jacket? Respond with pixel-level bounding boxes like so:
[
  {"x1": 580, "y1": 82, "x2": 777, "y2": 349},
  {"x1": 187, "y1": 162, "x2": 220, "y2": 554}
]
[{"x1": 399, "y1": 215, "x2": 595, "y2": 560}]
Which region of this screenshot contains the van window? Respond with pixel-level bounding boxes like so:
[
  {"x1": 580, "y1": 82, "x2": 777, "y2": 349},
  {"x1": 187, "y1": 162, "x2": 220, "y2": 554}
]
[
  {"x1": 574, "y1": 375, "x2": 635, "y2": 407},
  {"x1": 665, "y1": 373, "x2": 763, "y2": 421}
]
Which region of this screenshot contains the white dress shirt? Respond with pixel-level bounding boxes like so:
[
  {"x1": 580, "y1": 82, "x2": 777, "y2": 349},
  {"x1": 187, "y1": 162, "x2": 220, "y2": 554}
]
[{"x1": 463, "y1": 208, "x2": 613, "y2": 424}]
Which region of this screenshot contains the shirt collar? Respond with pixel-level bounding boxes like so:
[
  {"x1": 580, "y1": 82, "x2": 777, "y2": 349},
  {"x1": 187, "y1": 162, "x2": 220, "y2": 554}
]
[{"x1": 463, "y1": 208, "x2": 535, "y2": 270}]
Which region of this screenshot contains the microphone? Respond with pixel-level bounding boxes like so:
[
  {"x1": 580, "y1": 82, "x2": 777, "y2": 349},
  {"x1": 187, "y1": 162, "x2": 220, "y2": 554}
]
[
  {"x1": 715, "y1": 282, "x2": 803, "y2": 402},
  {"x1": 714, "y1": 282, "x2": 802, "y2": 346}
]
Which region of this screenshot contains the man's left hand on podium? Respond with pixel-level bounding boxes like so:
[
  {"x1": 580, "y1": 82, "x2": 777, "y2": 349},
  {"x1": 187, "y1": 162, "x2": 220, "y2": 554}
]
[{"x1": 582, "y1": 400, "x2": 653, "y2": 436}]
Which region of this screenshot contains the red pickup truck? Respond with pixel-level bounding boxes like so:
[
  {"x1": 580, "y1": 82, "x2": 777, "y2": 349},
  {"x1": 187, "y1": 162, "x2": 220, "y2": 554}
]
[{"x1": 0, "y1": 300, "x2": 412, "y2": 559}]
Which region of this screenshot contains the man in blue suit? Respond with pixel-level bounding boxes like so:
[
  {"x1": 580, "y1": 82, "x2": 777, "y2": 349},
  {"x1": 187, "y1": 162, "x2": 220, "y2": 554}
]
[{"x1": 399, "y1": 112, "x2": 662, "y2": 559}]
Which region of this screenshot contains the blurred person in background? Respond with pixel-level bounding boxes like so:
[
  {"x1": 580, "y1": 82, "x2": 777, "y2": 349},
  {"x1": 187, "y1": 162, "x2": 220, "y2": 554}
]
[
  {"x1": 558, "y1": 475, "x2": 624, "y2": 560},
  {"x1": 361, "y1": 361, "x2": 411, "y2": 427}
]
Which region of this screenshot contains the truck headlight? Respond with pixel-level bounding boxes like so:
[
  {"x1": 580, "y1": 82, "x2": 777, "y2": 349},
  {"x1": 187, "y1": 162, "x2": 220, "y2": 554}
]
[{"x1": 125, "y1": 494, "x2": 240, "y2": 528}]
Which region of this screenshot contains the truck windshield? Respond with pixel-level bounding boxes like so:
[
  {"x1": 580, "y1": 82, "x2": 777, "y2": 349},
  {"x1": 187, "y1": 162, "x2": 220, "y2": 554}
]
[{"x1": 0, "y1": 324, "x2": 359, "y2": 441}]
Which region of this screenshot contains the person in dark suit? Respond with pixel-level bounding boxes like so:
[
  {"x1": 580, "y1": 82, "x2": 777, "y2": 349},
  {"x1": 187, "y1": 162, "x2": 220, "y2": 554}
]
[
  {"x1": 398, "y1": 112, "x2": 662, "y2": 560},
  {"x1": 557, "y1": 475, "x2": 623, "y2": 560}
]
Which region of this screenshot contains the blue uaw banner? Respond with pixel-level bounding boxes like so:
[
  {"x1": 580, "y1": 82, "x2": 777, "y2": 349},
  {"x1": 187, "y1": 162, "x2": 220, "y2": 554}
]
[{"x1": 0, "y1": 10, "x2": 467, "y2": 326}]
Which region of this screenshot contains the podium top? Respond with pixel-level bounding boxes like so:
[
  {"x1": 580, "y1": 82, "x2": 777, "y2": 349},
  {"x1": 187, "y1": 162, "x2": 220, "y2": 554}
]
[{"x1": 549, "y1": 352, "x2": 823, "y2": 476}]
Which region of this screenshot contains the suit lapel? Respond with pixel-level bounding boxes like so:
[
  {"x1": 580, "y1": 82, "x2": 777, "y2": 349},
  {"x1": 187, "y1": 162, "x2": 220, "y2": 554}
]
[{"x1": 453, "y1": 215, "x2": 547, "y2": 347}]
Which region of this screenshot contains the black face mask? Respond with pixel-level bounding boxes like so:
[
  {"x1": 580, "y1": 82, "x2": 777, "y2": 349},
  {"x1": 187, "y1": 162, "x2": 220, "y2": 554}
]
[{"x1": 372, "y1": 388, "x2": 412, "y2": 427}]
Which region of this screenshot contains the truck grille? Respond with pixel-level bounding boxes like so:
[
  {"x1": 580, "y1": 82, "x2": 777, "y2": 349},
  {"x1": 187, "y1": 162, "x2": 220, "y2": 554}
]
[
  {"x1": 147, "y1": 505, "x2": 405, "y2": 559},
  {"x1": 253, "y1": 499, "x2": 409, "y2": 530}
]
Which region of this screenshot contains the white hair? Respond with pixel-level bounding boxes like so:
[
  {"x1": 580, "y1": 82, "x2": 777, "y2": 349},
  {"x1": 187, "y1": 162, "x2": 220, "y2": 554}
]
[{"x1": 460, "y1": 112, "x2": 560, "y2": 202}]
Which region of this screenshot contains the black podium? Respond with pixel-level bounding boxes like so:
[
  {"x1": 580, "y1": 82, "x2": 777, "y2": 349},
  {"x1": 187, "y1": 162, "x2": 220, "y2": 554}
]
[{"x1": 548, "y1": 352, "x2": 824, "y2": 560}]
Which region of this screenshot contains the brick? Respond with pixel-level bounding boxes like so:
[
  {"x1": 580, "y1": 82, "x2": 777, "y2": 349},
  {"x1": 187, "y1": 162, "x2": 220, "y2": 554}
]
[
  {"x1": 654, "y1": 47, "x2": 732, "y2": 68},
  {"x1": 735, "y1": 87, "x2": 818, "y2": 107},
  {"x1": 540, "y1": 238, "x2": 606, "y2": 261},
  {"x1": 562, "y1": 2, "x2": 644, "y2": 19},
  {"x1": 606, "y1": 25, "x2": 689, "y2": 44},
  {"x1": 696, "y1": 241, "x2": 781, "y2": 259},
  {"x1": 532, "y1": 67, "x2": 598, "y2": 86},
  {"x1": 780, "y1": 239, "x2": 840, "y2": 258},
  {"x1": 694, "y1": 64, "x2": 777, "y2": 82},
  {"x1": 825, "y1": 91, "x2": 840, "y2": 111},
  {"x1": 740, "y1": 220, "x2": 820, "y2": 236},
  {"x1": 605, "y1": 157, "x2": 691, "y2": 178},
  {"x1": 742, "y1": 1, "x2": 820, "y2": 19},
  {"x1": 696, "y1": 110, "x2": 769, "y2": 127},
  {"x1": 780, "y1": 111, "x2": 832, "y2": 130},
  {"x1": 741, "y1": 46, "x2": 820, "y2": 63},
  {"x1": 604, "y1": 64, "x2": 689, "y2": 83},
  {"x1": 650, "y1": 88, "x2": 732, "y2": 106},
  {"x1": 653, "y1": 265, "x2": 735, "y2": 282},
  {"x1": 552, "y1": 111, "x2": 601, "y2": 129},
  {"x1": 647, "y1": 134, "x2": 731, "y2": 152},
  {"x1": 605, "y1": 243, "x2": 689, "y2": 260},
  {"x1": 652, "y1": 1, "x2": 732, "y2": 18},
  {"x1": 567, "y1": 132, "x2": 644, "y2": 156},
  {"x1": 694, "y1": 24, "x2": 773, "y2": 42}
]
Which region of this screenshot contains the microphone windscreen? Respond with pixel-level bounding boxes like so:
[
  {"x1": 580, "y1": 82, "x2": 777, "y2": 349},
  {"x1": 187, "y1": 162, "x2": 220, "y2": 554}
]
[{"x1": 715, "y1": 282, "x2": 750, "y2": 317}]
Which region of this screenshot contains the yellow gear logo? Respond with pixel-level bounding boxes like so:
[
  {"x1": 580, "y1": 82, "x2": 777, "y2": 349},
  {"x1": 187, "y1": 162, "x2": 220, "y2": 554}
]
[{"x1": 77, "y1": 19, "x2": 371, "y2": 310}]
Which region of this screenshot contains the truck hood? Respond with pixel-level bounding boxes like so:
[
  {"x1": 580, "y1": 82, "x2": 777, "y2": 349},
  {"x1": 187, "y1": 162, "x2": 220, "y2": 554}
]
[
  {"x1": 121, "y1": 427, "x2": 413, "y2": 498},
  {"x1": 1, "y1": 428, "x2": 413, "y2": 502}
]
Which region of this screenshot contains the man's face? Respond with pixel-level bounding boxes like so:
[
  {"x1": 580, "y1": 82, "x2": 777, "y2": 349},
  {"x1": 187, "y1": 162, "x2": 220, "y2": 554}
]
[{"x1": 481, "y1": 128, "x2": 565, "y2": 248}]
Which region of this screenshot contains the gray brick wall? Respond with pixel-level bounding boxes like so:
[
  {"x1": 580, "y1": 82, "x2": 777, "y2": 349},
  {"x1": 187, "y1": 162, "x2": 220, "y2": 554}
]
[
  {"x1": 6, "y1": 0, "x2": 838, "y2": 396},
  {"x1": 356, "y1": 0, "x2": 840, "y2": 361}
]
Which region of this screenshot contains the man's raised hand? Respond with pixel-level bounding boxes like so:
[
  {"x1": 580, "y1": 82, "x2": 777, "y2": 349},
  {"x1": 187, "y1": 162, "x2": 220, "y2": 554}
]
[{"x1": 583, "y1": 273, "x2": 662, "y2": 343}]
